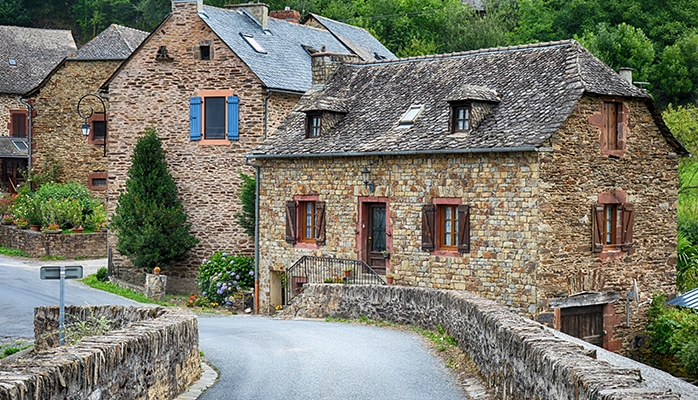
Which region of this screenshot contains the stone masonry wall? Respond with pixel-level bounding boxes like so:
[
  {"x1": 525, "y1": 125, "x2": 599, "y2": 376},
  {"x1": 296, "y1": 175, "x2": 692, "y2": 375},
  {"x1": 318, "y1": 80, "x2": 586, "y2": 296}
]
[
  {"x1": 0, "y1": 224, "x2": 106, "y2": 258},
  {"x1": 0, "y1": 94, "x2": 23, "y2": 138},
  {"x1": 0, "y1": 305, "x2": 200, "y2": 400},
  {"x1": 257, "y1": 152, "x2": 539, "y2": 313},
  {"x1": 284, "y1": 284, "x2": 678, "y2": 400},
  {"x1": 31, "y1": 60, "x2": 119, "y2": 202},
  {"x1": 106, "y1": 1, "x2": 300, "y2": 293},
  {"x1": 537, "y1": 95, "x2": 679, "y2": 352}
]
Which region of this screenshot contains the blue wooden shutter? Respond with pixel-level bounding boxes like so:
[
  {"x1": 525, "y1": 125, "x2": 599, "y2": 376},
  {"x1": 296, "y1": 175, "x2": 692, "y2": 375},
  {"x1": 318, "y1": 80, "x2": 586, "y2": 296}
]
[
  {"x1": 227, "y1": 96, "x2": 239, "y2": 141},
  {"x1": 189, "y1": 97, "x2": 202, "y2": 141}
]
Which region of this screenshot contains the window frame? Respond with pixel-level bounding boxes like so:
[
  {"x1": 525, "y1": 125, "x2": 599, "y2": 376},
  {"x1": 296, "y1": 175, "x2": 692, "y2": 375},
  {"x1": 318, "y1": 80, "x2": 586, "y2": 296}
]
[
  {"x1": 299, "y1": 201, "x2": 316, "y2": 243},
  {"x1": 190, "y1": 90, "x2": 238, "y2": 145},
  {"x1": 88, "y1": 172, "x2": 108, "y2": 191},
  {"x1": 87, "y1": 112, "x2": 106, "y2": 145},
  {"x1": 204, "y1": 96, "x2": 226, "y2": 140},
  {"x1": 450, "y1": 102, "x2": 471, "y2": 133},
  {"x1": 589, "y1": 97, "x2": 627, "y2": 157},
  {"x1": 422, "y1": 198, "x2": 470, "y2": 256},
  {"x1": 9, "y1": 110, "x2": 28, "y2": 138},
  {"x1": 592, "y1": 190, "x2": 634, "y2": 257},
  {"x1": 286, "y1": 195, "x2": 326, "y2": 249},
  {"x1": 306, "y1": 112, "x2": 322, "y2": 138}
]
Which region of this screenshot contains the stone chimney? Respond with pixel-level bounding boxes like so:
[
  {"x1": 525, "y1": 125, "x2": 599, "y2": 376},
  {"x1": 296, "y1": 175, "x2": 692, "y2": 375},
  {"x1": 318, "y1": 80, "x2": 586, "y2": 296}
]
[
  {"x1": 172, "y1": 0, "x2": 203, "y2": 16},
  {"x1": 619, "y1": 67, "x2": 633, "y2": 85},
  {"x1": 270, "y1": 7, "x2": 301, "y2": 23},
  {"x1": 230, "y1": 3, "x2": 269, "y2": 30},
  {"x1": 311, "y1": 52, "x2": 361, "y2": 85}
]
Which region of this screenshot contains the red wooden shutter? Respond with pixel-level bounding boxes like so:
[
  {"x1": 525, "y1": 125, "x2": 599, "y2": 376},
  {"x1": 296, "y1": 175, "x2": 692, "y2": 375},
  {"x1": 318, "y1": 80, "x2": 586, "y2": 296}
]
[
  {"x1": 421, "y1": 204, "x2": 435, "y2": 252},
  {"x1": 11, "y1": 112, "x2": 27, "y2": 137},
  {"x1": 620, "y1": 203, "x2": 634, "y2": 250},
  {"x1": 457, "y1": 204, "x2": 470, "y2": 254},
  {"x1": 592, "y1": 204, "x2": 604, "y2": 252},
  {"x1": 315, "y1": 201, "x2": 326, "y2": 246},
  {"x1": 285, "y1": 201, "x2": 297, "y2": 244}
]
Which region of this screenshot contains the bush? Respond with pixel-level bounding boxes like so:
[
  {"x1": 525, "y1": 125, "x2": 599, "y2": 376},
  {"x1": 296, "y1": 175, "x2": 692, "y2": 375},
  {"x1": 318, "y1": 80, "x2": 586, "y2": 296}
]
[
  {"x1": 40, "y1": 198, "x2": 82, "y2": 228},
  {"x1": 34, "y1": 181, "x2": 104, "y2": 229},
  {"x1": 12, "y1": 185, "x2": 40, "y2": 225},
  {"x1": 96, "y1": 267, "x2": 108, "y2": 282},
  {"x1": 647, "y1": 293, "x2": 698, "y2": 375},
  {"x1": 198, "y1": 251, "x2": 254, "y2": 305},
  {"x1": 0, "y1": 195, "x2": 16, "y2": 216}
]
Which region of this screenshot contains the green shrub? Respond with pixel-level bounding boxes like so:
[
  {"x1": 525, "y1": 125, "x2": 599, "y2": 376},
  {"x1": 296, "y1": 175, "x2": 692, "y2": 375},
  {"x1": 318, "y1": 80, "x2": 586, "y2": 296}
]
[
  {"x1": 95, "y1": 267, "x2": 108, "y2": 282},
  {"x1": 679, "y1": 216, "x2": 698, "y2": 246},
  {"x1": 12, "y1": 185, "x2": 40, "y2": 225},
  {"x1": 34, "y1": 182, "x2": 103, "y2": 228},
  {"x1": 680, "y1": 340, "x2": 698, "y2": 375},
  {"x1": 0, "y1": 195, "x2": 16, "y2": 216},
  {"x1": 198, "y1": 251, "x2": 254, "y2": 305},
  {"x1": 40, "y1": 198, "x2": 82, "y2": 228}
]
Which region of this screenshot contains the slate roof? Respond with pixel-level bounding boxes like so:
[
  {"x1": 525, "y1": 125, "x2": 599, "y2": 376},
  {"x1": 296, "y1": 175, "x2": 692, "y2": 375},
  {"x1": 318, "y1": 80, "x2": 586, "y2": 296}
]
[
  {"x1": 305, "y1": 14, "x2": 396, "y2": 61},
  {"x1": 200, "y1": 6, "x2": 392, "y2": 93},
  {"x1": 71, "y1": 25, "x2": 148, "y2": 60},
  {"x1": 668, "y1": 287, "x2": 698, "y2": 309},
  {"x1": 0, "y1": 137, "x2": 28, "y2": 158},
  {"x1": 0, "y1": 26, "x2": 77, "y2": 94},
  {"x1": 252, "y1": 40, "x2": 685, "y2": 157}
]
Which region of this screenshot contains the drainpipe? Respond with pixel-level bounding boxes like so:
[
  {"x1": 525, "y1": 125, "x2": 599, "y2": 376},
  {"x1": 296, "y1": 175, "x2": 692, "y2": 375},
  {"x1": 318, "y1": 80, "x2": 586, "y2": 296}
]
[
  {"x1": 17, "y1": 97, "x2": 33, "y2": 179},
  {"x1": 244, "y1": 155, "x2": 260, "y2": 313}
]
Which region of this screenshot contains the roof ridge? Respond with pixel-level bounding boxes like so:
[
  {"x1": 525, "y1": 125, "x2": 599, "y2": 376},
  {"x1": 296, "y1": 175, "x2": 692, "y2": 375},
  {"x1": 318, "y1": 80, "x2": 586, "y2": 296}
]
[
  {"x1": 347, "y1": 39, "x2": 575, "y2": 66},
  {"x1": 309, "y1": 13, "x2": 371, "y2": 33}
]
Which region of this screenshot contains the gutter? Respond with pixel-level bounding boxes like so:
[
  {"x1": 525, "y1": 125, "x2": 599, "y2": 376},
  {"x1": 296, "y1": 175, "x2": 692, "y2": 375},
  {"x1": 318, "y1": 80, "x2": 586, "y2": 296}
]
[
  {"x1": 17, "y1": 97, "x2": 33, "y2": 175},
  {"x1": 244, "y1": 155, "x2": 261, "y2": 314},
  {"x1": 247, "y1": 146, "x2": 541, "y2": 160}
]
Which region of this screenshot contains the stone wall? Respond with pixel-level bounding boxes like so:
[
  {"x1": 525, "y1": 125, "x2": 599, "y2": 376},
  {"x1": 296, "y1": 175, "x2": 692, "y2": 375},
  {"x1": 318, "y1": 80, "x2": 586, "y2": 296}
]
[
  {"x1": 0, "y1": 224, "x2": 106, "y2": 258},
  {"x1": 106, "y1": 0, "x2": 300, "y2": 293},
  {"x1": 0, "y1": 94, "x2": 23, "y2": 138},
  {"x1": 284, "y1": 284, "x2": 678, "y2": 400},
  {"x1": 257, "y1": 152, "x2": 540, "y2": 313},
  {"x1": 537, "y1": 95, "x2": 679, "y2": 351},
  {"x1": 0, "y1": 305, "x2": 200, "y2": 400},
  {"x1": 30, "y1": 60, "x2": 119, "y2": 203}
]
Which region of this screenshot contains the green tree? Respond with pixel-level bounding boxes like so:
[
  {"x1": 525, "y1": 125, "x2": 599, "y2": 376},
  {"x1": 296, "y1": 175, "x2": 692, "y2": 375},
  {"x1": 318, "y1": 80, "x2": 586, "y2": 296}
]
[
  {"x1": 654, "y1": 32, "x2": 698, "y2": 106},
  {"x1": 235, "y1": 172, "x2": 255, "y2": 238},
  {"x1": 0, "y1": 0, "x2": 30, "y2": 25},
  {"x1": 110, "y1": 127, "x2": 198, "y2": 273}
]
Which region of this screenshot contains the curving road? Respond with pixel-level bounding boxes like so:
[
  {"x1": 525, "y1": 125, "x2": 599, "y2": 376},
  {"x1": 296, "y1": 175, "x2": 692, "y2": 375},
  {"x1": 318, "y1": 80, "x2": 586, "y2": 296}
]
[{"x1": 198, "y1": 315, "x2": 467, "y2": 400}]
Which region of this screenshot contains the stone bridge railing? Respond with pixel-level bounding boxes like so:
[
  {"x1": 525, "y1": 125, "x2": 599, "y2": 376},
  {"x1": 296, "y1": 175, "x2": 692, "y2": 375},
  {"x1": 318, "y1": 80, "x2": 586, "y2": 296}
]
[
  {"x1": 0, "y1": 305, "x2": 200, "y2": 400},
  {"x1": 283, "y1": 284, "x2": 677, "y2": 400}
]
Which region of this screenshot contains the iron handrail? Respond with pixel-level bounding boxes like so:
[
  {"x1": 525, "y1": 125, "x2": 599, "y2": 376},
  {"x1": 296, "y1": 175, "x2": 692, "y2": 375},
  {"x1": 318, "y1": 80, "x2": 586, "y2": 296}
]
[{"x1": 284, "y1": 256, "x2": 386, "y2": 304}]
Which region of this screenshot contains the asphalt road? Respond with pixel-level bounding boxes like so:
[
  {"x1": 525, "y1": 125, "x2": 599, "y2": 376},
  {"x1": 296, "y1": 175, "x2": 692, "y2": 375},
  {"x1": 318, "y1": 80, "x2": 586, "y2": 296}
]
[
  {"x1": 198, "y1": 315, "x2": 467, "y2": 400},
  {"x1": 0, "y1": 255, "x2": 141, "y2": 342}
]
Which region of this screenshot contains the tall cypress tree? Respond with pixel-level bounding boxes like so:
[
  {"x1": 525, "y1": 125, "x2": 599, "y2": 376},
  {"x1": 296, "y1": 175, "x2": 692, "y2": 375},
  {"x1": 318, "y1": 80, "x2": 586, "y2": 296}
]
[{"x1": 111, "y1": 127, "x2": 198, "y2": 272}]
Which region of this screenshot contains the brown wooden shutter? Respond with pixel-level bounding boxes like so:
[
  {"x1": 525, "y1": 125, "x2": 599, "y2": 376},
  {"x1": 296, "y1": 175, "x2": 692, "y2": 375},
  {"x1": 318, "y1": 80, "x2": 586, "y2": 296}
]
[
  {"x1": 620, "y1": 203, "x2": 634, "y2": 250},
  {"x1": 315, "y1": 201, "x2": 326, "y2": 246},
  {"x1": 457, "y1": 204, "x2": 470, "y2": 254},
  {"x1": 285, "y1": 201, "x2": 297, "y2": 244},
  {"x1": 421, "y1": 204, "x2": 435, "y2": 252},
  {"x1": 11, "y1": 112, "x2": 26, "y2": 138},
  {"x1": 592, "y1": 204, "x2": 604, "y2": 252}
]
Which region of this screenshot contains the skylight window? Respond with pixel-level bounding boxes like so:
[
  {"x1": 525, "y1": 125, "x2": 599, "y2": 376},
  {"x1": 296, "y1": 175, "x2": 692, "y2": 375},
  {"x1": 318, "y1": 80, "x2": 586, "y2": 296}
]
[
  {"x1": 8, "y1": 58, "x2": 16, "y2": 66},
  {"x1": 241, "y1": 33, "x2": 267, "y2": 54},
  {"x1": 399, "y1": 105, "x2": 424, "y2": 126},
  {"x1": 11, "y1": 140, "x2": 28, "y2": 151}
]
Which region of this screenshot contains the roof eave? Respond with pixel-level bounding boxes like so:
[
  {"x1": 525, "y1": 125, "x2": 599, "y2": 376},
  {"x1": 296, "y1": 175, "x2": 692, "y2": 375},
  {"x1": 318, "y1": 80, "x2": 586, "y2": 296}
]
[{"x1": 247, "y1": 146, "x2": 541, "y2": 160}]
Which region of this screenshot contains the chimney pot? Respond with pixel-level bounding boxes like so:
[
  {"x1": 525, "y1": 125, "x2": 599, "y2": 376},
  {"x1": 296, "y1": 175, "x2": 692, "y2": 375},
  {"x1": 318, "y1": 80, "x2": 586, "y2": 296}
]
[{"x1": 619, "y1": 67, "x2": 633, "y2": 85}]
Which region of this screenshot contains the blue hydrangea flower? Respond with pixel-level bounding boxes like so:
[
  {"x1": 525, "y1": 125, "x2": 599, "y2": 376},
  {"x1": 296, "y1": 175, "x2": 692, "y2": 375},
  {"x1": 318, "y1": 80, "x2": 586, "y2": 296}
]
[{"x1": 249, "y1": 270, "x2": 254, "y2": 276}]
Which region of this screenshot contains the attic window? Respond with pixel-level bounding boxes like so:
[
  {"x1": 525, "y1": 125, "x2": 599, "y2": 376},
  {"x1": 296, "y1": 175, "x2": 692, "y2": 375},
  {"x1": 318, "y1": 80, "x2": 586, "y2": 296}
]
[
  {"x1": 8, "y1": 58, "x2": 16, "y2": 66},
  {"x1": 195, "y1": 41, "x2": 213, "y2": 60},
  {"x1": 306, "y1": 112, "x2": 322, "y2": 138},
  {"x1": 11, "y1": 140, "x2": 28, "y2": 151},
  {"x1": 241, "y1": 34, "x2": 267, "y2": 54},
  {"x1": 451, "y1": 103, "x2": 470, "y2": 133},
  {"x1": 201, "y1": 45, "x2": 211, "y2": 60},
  {"x1": 156, "y1": 46, "x2": 173, "y2": 61},
  {"x1": 399, "y1": 105, "x2": 424, "y2": 126}
]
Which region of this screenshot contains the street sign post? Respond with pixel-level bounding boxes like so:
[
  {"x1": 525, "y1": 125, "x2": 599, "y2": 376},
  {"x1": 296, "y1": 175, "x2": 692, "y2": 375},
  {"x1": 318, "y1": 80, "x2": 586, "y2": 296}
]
[{"x1": 40, "y1": 266, "x2": 83, "y2": 346}]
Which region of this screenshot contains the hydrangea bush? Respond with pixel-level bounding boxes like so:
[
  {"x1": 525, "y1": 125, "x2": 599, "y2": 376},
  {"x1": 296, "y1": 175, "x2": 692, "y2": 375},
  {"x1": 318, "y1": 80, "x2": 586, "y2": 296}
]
[{"x1": 198, "y1": 251, "x2": 255, "y2": 304}]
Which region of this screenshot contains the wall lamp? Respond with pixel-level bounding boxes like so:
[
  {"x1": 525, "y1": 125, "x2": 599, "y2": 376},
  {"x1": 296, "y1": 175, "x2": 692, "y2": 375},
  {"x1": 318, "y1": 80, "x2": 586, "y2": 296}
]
[
  {"x1": 77, "y1": 93, "x2": 107, "y2": 156},
  {"x1": 361, "y1": 167, "x2": 375, "y2": 195}
]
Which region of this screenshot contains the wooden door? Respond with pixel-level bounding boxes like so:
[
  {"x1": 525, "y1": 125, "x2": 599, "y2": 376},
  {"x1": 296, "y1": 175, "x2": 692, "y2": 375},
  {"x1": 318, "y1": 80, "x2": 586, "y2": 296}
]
[
  {"x1": 560, "y1": 305, "x2": 604, "y2": 347},
  {"x1": 365, "y1": 204, "x2": 386, "y2": 275}
]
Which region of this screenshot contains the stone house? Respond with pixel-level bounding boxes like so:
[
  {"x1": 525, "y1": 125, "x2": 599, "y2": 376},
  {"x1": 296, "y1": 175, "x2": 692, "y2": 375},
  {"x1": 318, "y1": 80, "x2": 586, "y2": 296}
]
[
  {"x1": 102, "y1": 0, "x2": 394, "y2": 292},
  {"x1": 250, "y1": 40, "x2": 686, "y2": 352},
  {"x1": 0, "y1": 25, "x2": 76, "y2": 192},
  {"x1": 27, "y1": 25, "x2": 147, "y2": 201}
]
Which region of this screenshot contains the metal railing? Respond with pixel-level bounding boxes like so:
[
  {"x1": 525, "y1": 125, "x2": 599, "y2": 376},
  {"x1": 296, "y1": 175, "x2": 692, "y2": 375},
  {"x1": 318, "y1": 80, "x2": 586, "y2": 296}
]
[{"x1": 284, "y1": 256, "x2": 386, "y2": 305}]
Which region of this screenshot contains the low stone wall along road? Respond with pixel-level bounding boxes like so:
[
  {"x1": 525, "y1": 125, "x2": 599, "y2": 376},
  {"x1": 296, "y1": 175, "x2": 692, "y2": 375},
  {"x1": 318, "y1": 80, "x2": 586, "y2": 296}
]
[{"x1": 198, "y1": 315, "x2": 469, "y2": 400}]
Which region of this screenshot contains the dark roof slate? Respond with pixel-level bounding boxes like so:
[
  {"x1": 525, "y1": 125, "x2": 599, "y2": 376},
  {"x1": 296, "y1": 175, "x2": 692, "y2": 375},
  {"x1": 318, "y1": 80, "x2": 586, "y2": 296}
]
[
  {"x1": 253, "y1": 40, "x2": 680, "y2": 157},
  {"x1": 0, "y1": 25, "x2": 77, "y2": 94},
  {"x1": 0, "y1": 137, "x2": 28, "y2": 158},
  {"x1": 306, "y1": 14, "x2": 396, "y2": 61},
  {"x1": 71, "y1": 24, "x2": 148, "y2": 60},
  {"x1": 200, "y1": 6, "x2": 390, "y2": 93}
]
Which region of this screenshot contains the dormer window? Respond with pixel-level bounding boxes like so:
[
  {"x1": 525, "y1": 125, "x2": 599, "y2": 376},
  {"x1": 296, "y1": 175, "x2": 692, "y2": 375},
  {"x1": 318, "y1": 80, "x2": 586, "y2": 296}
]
[
  {"x1": 399, "y1": 105, "x2": 424, "y2": 126},
  {"x1": 306, "y1": 112, "x2": 322, "y2": 138},
  {"x1": 451, "y1": 103, "x2": 470, "y2": 133}
]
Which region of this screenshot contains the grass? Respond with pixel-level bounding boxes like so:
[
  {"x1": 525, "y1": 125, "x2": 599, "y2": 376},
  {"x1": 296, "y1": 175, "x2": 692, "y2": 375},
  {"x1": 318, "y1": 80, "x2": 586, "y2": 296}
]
[
  {"x1": 0, "y1": 340, "x2": 33, "y2": 360},
  {"x1": 325, "y1": 315, "x2": 398, "y2": 328},
  {"x1": 79, "y1": 274, "x2": 177, "y2": 306},
  {"x1": 39, "y1": 255, "x2": 66, "y2": 261},
  {"x1": 410, "y1": 325, "x2": 458, "y2": 352},
  {"x1": 0, "y1": 246, "x2": 28, "y2": 257}
]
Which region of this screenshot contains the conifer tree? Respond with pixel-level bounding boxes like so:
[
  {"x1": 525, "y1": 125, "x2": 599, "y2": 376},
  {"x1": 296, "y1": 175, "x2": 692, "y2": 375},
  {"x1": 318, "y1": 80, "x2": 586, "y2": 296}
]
[
  {"x1": 110, "y1": 127, "x2": 198, "y2": 272},
  {"x1": 235, "y1": 172, "x2": 255, "y2": 238}
]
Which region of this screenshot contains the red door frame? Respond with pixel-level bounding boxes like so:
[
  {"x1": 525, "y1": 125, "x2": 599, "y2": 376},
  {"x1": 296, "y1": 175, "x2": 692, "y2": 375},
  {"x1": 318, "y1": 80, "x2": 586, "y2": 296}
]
[{"x1": 357, "y1": 196, "x2": 391, "y2": 272}]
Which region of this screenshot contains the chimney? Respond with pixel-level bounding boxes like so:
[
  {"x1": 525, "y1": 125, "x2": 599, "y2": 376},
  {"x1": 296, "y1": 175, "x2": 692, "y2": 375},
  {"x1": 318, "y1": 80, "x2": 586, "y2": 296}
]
[
  {"x1": 172, "y1": 0, "x2": 203, "y2": 15},
  {"x1": 230, "y1": 3, "x2": 269, "y2": 30},
  {"x1": 311, "y1": 52, "x2": 361, "y2": 86},
  {"x1": 619, "y1": 67, "x2": 633, "y2": 85},
  {"x1": 270, "y1": 7, "x2": 301, "y2": 23}
]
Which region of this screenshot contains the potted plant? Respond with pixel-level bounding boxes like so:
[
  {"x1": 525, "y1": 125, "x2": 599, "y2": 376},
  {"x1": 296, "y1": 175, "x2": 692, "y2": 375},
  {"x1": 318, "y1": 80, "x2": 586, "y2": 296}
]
[
  {"x1": 386, "y1": 274, "x2": 394, "y2": 284},
  {"x1": 15, "y1": 218, "x2": 28, "y2": 229},
  {"x1": 381, "y1": 250, "x2": 390, "y2": 259},
  {"x1": 343, "y1": 266, "x2": 353, "y2": 277},
  {"x1": 72, "y1": 225, "x2": 84, "y2": 234},
  {"x1": 43, "y1": 223, "x2": 61, "y2": 234},
  {"x1": 2, "y1": 214, "x2": 13, "y2": 225},
  {"x1": 100, "y1": 221, "x2": 108, "y2": 232},
  {"x1": 153, "y1": 266, "x2": 161, "y2": 275}
]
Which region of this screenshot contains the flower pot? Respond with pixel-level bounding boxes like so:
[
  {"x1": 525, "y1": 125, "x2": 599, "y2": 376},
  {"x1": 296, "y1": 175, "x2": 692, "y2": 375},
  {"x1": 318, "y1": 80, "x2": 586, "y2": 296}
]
[
  {"x1": 344, "y1": 270, "x2": 351, "y2": 277},
  {"x1": 72, "y1": 227, "x2": 84, "y2": 234},
  {"x1": 30, "y1": 225, "x2": 40, "y2": 231},
  {"x1": 386, "y1": 277, "x2": 394, "y2": 284},
  {"x1": 153, "y1": 267, "x2": 161, "y2": 275}
]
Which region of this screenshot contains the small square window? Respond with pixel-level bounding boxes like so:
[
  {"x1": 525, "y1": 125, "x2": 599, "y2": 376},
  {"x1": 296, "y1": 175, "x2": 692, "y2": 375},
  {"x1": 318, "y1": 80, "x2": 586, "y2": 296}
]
[
  {"x1": 91, "y1": 178, "x2": 107, "y2": 187},
  {"x1": 306, "y1": 113, "x2": 322, "y2": 138},
  {"x1": 200, "y1": 45, "x2": 211, "y2": 60}
]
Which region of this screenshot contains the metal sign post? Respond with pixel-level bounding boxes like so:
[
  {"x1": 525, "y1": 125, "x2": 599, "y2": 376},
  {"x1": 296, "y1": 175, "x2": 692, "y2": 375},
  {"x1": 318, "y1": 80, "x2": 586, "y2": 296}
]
[{"x1": 40, "y1": 266, "x2": 83, "y2": 346}]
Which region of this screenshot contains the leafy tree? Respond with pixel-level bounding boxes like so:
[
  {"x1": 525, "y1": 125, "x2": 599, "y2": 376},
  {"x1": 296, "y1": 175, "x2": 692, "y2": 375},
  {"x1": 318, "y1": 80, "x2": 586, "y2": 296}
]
[
  {"x1": 654, "y1": 32, "x2": 698, "y2": 106},
  {"x1": 0, "y1": 0, "x2": 30, "y2": 25},
  {"x1": 235, "y1": 172, "x2": 255, "y2": 238},
  {"x1": 110, "y1": 127, "x2": 198, "y2": 273},
  {"x1": 677, "y1": 231, "x2": 698, "y2": 292}
]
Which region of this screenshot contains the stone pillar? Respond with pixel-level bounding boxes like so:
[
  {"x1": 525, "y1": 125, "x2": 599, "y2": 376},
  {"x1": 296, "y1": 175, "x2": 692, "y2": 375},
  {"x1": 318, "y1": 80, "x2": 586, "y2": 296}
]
[{"x1": 145, "y1": 274, "x2": 167, "y2": 301}]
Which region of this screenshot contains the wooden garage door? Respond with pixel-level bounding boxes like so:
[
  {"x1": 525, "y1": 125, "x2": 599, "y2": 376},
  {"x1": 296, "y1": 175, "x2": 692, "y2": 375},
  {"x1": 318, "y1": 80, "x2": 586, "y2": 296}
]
[{"x1": 560, "y1": 305, "x2": 604, "y2": 347}]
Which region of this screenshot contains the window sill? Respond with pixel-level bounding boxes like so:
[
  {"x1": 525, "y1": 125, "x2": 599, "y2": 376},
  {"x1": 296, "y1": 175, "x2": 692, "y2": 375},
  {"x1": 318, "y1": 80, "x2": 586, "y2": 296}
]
[
  {"x1": 89, "y1": 140, "x2": 106, "y2": 145},
  {"x1": 294, "y1": 242, "x2": 319, "y2": 250},
  {"x1": 431, "y1": 250, "x2": 462, "y2": 258},
  {"x1": 198, "y1": 139, "x2": 231, "y2": 146},
  {"x1": 599, "y1": 248, "x2": 626, "y2": 260}
]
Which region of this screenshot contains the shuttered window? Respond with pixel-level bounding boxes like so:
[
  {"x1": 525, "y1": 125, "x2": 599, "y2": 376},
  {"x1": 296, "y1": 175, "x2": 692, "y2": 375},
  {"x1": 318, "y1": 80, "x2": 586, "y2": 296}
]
[
  {"x1": 189, "y1": 95, "x2": 239, "y2": 142},
  {"x1": 422, "y1": 202, "x2": 469, "y2": 254},
  {"x1": 9, "y1": 111, "x2": 27, "y2": 138},
  {"x1": 286, "y1": 199, "x2": 326, "y2": 246},
  {"x1": 592, "y1": 202, "x2": 633, "y2": 253}
]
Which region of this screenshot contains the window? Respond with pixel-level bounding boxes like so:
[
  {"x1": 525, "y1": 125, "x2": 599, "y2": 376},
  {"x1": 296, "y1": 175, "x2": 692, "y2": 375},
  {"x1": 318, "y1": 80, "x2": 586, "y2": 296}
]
[
  {"x1": 592, "y1": 190, "x2": 633, "y2": 253},
  {"x1": 156, "y1": 46, "x2": 172, "y2": 60},
  {"x1": 399, "y1": 105, "x2": 424, "y2": 126},
  {"x1": 189, "y1": 93, "x2": 239, "y2": 143},
  {"x1": 9, "y1": 110, "x2": 27, "y2": 138},
  {"x1": 421, "y1": 200, "x2": 470, "y2": 254},
  {"x1": 285, "y1": 198, "x2": 326, "y2": 247},
  {"x1": 195, "y1": 42, "x2": 213, "y2": 60},
  {"x1": 8, "y1": 58, "x2": 16, "y2": 66},
  {"x1": 11, "y1": 140, "x2": 28, "y2": 151},
  {"x1": 88, "y1": 172, "x2": 108, "y2": 191},
  {"x1": 306, "y1": 113, "x2": 322, "y2": 138},
  {"x1": 451, "y1": 104, "x2": 470, "y2": 133},
  {"x1": 200, "y1": 45, "x2": 211, "y2": 60},
  {"x1": 241, "y1": 34, "x2": 267, "y2": 54},
  {"x1": 590, "y1": 99, "x2": 627, "y2": 157},
  {"x1": 88, "y1": 112, "x2": 106, "y2": 144}
]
